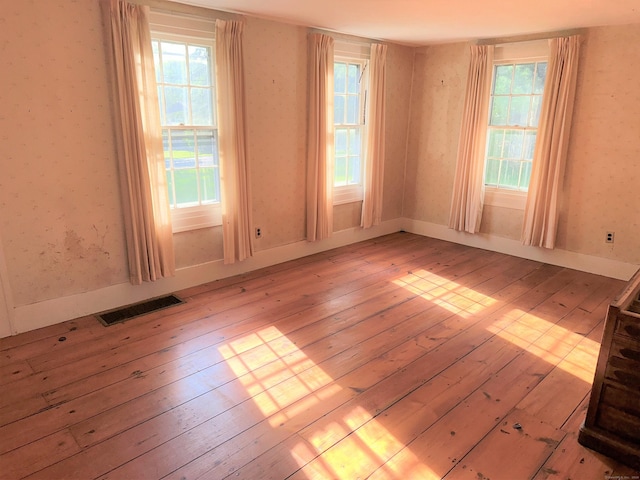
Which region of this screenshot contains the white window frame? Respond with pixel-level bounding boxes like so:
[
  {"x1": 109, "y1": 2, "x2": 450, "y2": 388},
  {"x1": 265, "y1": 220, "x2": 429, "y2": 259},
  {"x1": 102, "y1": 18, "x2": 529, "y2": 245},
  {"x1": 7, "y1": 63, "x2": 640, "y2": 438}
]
[
  {"x1": 150, "y1": 13, "x2": 222, "y2": 232},
  {"x1": 333, "y1": 43, "x2": 369, "y2": 206},
  {"x1": 483, "y1": 41, "x2": 548, "y2": 210}
]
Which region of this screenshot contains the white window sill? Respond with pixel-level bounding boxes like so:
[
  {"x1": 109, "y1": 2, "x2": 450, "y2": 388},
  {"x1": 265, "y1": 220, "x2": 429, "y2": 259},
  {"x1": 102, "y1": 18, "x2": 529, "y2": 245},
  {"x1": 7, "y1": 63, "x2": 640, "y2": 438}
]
[
  {"x1": 334, "y1": 185, "x2": 363, "y2": 205},
  {"x1": 171, "y1": 204, "x2": 222, "y2": 233},
  {"x1": 484, "y1": 187, "x2": 527, "y2": 210}
]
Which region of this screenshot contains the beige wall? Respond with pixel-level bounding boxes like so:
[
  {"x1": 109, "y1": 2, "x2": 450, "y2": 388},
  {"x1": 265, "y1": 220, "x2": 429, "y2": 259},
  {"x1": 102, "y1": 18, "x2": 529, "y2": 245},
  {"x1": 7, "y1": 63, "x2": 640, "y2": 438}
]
[
  {"x1": 0, "y1": 1, "x2": 412, "y2": 315},
  {"x1": 558, "y1": 25, "x2": 640, "y2": 263},
  {"x1": 0, "y1": 0, "x2": 129, "y2": 306},
  {"x1": 405, "y1": 25, "x2": 640, "y2": 265}
]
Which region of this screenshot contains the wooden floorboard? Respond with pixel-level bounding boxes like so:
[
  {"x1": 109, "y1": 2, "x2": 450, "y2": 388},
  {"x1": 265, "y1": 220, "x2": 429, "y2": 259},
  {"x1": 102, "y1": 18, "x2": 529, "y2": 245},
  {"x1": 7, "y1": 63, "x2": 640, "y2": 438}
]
[{"x1": 0, "y1": 233, "x2": 638, "y2": 480}]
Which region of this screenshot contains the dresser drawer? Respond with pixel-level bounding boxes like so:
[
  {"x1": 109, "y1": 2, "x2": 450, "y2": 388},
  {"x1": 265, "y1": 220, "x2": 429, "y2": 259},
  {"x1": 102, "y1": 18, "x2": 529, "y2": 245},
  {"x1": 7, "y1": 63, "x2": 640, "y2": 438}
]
[
  {"x1": 604, "y1": 337, "x2": 640, "y2": 390},
  {"x1": 614, "y1": 314, "x2": 640, "y2": 341},
  {"x1": 596, "y1": 403, "x2": 640, "y2": 443}
]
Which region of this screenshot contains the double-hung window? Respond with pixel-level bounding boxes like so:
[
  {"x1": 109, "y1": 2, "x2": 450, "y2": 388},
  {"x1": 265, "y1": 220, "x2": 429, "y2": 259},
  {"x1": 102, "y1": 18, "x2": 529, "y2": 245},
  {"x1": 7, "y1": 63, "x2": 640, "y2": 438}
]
[
  {"x1": 333, "y1": 44, "x2": 369, "y2": 205},
  {"x1": 483, "y1": 42, "x2": 548, "y2": 209},
  {"x1": 150, "y1": 13, "x2": 221, "y2": 232}
]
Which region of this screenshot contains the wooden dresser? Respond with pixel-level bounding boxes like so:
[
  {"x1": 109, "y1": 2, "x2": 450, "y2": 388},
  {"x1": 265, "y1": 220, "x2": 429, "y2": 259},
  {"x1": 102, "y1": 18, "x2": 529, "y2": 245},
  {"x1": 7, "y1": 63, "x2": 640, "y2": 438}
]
[{"x1": 579, "y1": 268, "x2": 640, "y2": 470}]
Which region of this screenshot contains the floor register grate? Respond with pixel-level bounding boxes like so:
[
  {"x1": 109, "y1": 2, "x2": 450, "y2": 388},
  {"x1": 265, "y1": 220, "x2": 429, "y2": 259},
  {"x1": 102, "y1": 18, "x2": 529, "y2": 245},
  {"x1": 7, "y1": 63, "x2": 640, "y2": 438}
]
[{"x1": 96, "y1": 294, "x2": 184, "y2": 326}]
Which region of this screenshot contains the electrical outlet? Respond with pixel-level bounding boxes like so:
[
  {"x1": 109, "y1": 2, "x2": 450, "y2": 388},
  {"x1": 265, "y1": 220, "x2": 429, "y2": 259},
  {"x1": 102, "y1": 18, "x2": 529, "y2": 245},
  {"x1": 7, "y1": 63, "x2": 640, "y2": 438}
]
[
  {"x1": 255, "y1": 227, "x2": 262, "y2": 239},
  {"x1": 606, "y1": 231, "x2": 614, "y2": 244}
]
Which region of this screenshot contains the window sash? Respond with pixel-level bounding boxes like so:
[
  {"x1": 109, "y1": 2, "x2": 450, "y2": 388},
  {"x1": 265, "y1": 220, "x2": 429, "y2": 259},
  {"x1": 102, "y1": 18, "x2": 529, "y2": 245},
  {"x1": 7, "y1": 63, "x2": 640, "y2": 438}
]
[
  {"x1": 151, "y1": 31, "x2": 222, "y2": 230},
  {"x1": 484, "y1": 60, "x2": 547, "y2": 196},
  {"x1": 333, "y1": 56, "x2": 367, "y2": 202}
]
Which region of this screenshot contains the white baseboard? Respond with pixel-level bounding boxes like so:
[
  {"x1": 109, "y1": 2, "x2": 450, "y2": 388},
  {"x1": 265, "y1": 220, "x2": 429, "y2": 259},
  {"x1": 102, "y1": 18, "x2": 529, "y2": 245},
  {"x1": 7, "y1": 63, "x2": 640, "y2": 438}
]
[
  {"x1": 6, "y1": 216, "x2": 637, "y2": 336},
  {"x1": 401, "y1": 218, "x2": 638, "y2": 281},
  {"x1": 9, "y1": 218, "x2": 403, "y2": 335}
]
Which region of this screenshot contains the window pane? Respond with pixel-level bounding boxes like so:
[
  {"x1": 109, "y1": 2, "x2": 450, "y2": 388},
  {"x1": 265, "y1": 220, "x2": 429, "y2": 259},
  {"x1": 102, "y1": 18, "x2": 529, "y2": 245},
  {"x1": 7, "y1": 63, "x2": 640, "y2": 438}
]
[
  {"x1": 503, "y1": 130, "x2": 524, "y2": 159},
  {"x1": 529, "y1": 95, "x2": 542, "y2": 127},
  {"x1": 191, "y1": 87, "x2": 213, "y2": 125},
  {"x1": 490, "y1": 96, "x2": 509, "y2": 126},
  {"x1": 334, "y1": 63, "x2": 347, "y2": 94},
  {"x1": 335, "y1": 157, "x2": 347, "y2": 186},
  {"x1": 508, "y1": 96, "x2": 530, "y2": 126},
  {"x1": 161, "y1": 42, "x2": 187, "y2": 85},
  {"x1": 346, "y1": 95, "x2": 358, "y2": 124},
  {"x1": 152, "y1": 41, "x2": 161, "y2": 83},
  {"x1": 349, "y1": 128, "x2": 361, "y2": 156},
  {"x1": 162, "y1": 129, "x2": 171, "y2": 169},
  {"x1": 512, "y1": 63, "x2": 534, "y2": 94},
  {"x1": 348, "y1": 156, "x2": 361, "y2": 184},
  {"x1": 188, "y1": 45, "x2": 211, "y2": 86},
  {"x1": 199, "y1": 167, "x2": 218, "y2": 203},
  {"x1": 493, "y1": 65, "x2": 513, "y2": 94},
  {"x1": 174, "y1": 169, "x2": 199, "y2": 206},
  {"x1": 347, "y1": 64, "x2": 360, "y2": 94},
  {"x1": 166, "y1": 170, "x2": 175, "y2": 206},
  {"x1": 487, "y1": 129, "x2": 504, "y2": 158},
  {"x1": 171, "y1": 130, "x2": 195, "y2": 169},
  {"x1": 534, "y1": 63, "x2": 547, "y2": 94},
  {"x1": 197, "y1": 130, "x2": 217, "y2": 167},
  {"x1": 157, "y1": 86, "x2": 165, "y2": 124},
  {"x1": 520, "y1": 161, "x2": 532, "y2": 190},
  {"x1": 485, "y1": 158, "x2": 500, "y2": 186},
  {"x1": 524, "y1": 131, "x2": 536, "y2": 160},
  {"x1": 164, "y1": 86, "x2": 188, "y2": 125},
  {"x1": 335, "y1": 128, "x2": 347, "y2": 155},
  {"x1": 334, "y1": 96, "x2": 345, "y2": 124},
  {"x1": 498, "y1": 160, "x2": 521, "y2": 189}
]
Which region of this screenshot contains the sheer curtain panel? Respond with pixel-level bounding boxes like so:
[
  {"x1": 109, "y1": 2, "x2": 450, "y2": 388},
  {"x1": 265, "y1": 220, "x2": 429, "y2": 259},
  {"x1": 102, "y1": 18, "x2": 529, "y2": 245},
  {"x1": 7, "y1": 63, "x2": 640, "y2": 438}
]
[
  {"x1": 448, "y1": 45, "x2": 494, "y2": 233},
  {"x1": 105, "y1": 0, "x2": 175, "y2": 285},
  {"x1": 306, "y1": 33, "x2": 334, "y2": 241},
  {"x1": 522, "y1": 35, "x2": 580, "y2": 249},
  {"x1": 361, "y1": 43, "x2": 387, "y2": 229},
  {"x1": 216, "y1": 19, "x2": 254, "y2": 264}
]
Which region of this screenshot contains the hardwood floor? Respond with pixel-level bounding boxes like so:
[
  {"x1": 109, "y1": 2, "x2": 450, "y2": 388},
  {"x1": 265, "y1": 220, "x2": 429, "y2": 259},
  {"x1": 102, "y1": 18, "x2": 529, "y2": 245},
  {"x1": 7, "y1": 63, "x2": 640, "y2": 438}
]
[{"x1": 1, "y1": 232, "x2": 639, "y2": 479}]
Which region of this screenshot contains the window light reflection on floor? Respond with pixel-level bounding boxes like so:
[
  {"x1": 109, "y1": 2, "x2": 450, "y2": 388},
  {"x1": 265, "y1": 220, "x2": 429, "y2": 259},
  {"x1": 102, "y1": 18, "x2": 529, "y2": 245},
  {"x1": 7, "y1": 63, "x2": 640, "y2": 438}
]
[
  {"x1": 392, "y1": 269, "x2": 497, "y2": 318},
  {"x1": 290, "y1": 405, "x2": 439, "y2": 479},
  {"x1": 487, "y1": 310, "x2": 601, "y2": 383},
  {"x1": 218, "y1": 327, "x2": 437, "y2": 479},
  {"x1": 392, "y1": 269, "x2": 601, "y2": 383}
]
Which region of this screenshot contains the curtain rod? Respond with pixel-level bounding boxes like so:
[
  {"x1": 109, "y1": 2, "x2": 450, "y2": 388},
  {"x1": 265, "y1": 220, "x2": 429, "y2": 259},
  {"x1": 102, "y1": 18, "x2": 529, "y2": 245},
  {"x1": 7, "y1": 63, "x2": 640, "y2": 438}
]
[
  {"x1": 309, "y1": 27, "x2": 382, "y2": 45},
  {"x1": 129, "y1": 0, "x2": 239, "y2": 21},
  {"x1": 475, "y1": 28, "x2": 584, "y2": 45}
]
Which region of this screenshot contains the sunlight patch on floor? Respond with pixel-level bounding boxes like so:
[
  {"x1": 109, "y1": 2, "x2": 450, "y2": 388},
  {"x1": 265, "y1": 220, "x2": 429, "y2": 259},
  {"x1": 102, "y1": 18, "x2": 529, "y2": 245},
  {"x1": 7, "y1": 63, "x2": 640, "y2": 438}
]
[
  {"x1": 220, "y1": 327, "x2": 438, "y2": 479},
  {"x1": 487, "y1": 310, "x2": 601, "y2": 382},
  {"x1": 292, "y1": 406, "x2": 440, "y2": 479},
  {"x1": 392, "y1": 269, "x2": 497, "y2": 318}
]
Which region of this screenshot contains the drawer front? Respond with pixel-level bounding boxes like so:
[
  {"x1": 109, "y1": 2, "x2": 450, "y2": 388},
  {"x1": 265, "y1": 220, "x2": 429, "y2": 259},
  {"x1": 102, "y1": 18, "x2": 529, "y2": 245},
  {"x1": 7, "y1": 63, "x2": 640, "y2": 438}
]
[
  {"x1": 615, "y1": 314, "x2": 640, "y2": 341},
  {"x1": 600, "y1": 383, "x2": 640, "y2": 419},
  {"x1": 604, "y1": 337, "x2": 640, "y2": 391},
  {"x1": 596, "y1": 403, "x2": 640, "y2": 443}
]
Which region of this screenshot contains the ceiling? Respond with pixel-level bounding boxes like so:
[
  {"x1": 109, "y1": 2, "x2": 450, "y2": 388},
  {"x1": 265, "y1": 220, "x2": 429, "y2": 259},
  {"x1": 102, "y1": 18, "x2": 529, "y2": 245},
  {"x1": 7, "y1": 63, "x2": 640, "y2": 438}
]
[{"x1": 169, "y1": 0, "x2": 640, "y2": 45}]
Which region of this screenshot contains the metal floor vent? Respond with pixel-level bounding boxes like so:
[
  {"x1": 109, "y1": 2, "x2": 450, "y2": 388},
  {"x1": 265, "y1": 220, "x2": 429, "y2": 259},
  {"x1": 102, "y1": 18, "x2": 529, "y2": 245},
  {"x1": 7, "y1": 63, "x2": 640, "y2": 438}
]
[{"x1": 96, "y1": 294, "x2": 184, "y2": 326}]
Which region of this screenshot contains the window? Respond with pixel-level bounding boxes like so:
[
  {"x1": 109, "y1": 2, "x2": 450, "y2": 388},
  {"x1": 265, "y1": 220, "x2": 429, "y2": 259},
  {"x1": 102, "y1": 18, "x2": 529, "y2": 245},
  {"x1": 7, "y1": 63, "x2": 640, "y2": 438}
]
[
  {"x1": 333, "y1": 51, "x2": 368, "y2": 205},
  {"x1": 483, "y1": 42, "x2": 548, "y2": 209},
  {"x1": 151, "y1": 23, "x2": 221, "y2": 231}
]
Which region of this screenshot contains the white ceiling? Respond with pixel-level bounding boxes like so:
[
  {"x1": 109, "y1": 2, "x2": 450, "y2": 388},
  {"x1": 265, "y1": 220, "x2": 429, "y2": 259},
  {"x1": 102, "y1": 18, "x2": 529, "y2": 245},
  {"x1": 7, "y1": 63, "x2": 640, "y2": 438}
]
[{"x1": 169, "y1": 0, "x2": 640, "y2": 45}]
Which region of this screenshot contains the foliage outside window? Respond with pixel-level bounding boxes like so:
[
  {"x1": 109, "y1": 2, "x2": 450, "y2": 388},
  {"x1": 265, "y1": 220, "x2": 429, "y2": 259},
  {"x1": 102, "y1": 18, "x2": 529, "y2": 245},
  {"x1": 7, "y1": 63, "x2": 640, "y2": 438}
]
[{"x1": 484, "y1": 61, "x2": 547, "y2": 192}]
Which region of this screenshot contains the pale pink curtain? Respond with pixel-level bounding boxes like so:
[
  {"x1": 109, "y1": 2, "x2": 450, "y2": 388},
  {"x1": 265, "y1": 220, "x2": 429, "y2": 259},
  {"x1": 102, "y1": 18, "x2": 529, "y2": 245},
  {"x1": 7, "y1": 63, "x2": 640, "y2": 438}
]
[
  {"x1": 216, "y1": 19, "x2": 254, "y2": 264},
  {"x1": 448, "y1": 45, "x2": 494, "y2": 233},
  {"x1": 522, "y1": 35, "x2": 580, "y2": 248},
  {"x1": 361, "y1": 43, "x2": 387, "y2": 229},
  {"x1": 105, "y1": 0, "x2": 175, "y2": 284},
  {"x1": 306, "y1": 33, "x2": 334, "y2": 241}
]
